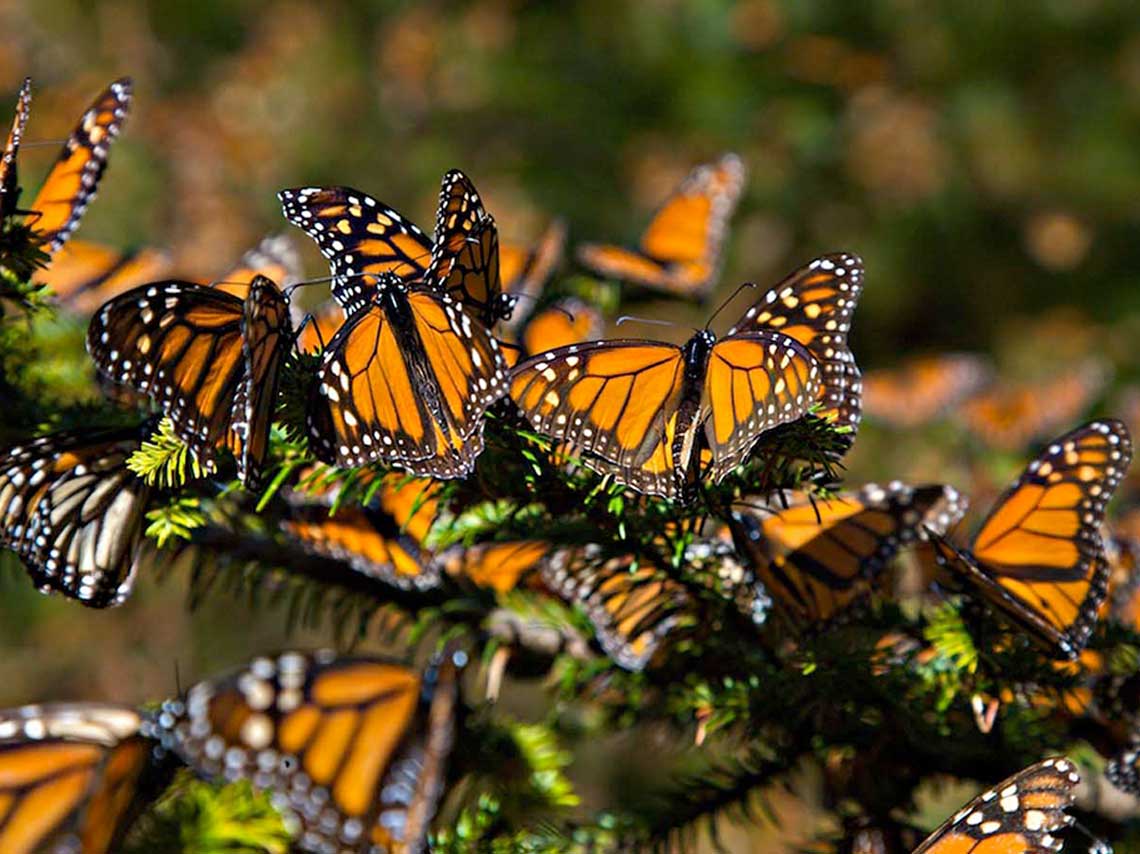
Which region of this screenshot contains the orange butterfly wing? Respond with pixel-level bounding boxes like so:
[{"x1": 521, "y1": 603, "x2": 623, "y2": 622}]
[
  {"x1": 438, "y1": 539, "x2": 550, "y2": 593},
  {"x1": 911, "y1": 758, "x2": 1080, "y2": 854},
  {"x1": 862, "y1": 353, "x2": 992, "y2": 428},
  {"x1": 212, "y1": 233, "x2": 302, "y2": 296},
  {"x1": 28, "y1": 78, "x2": 132, "y2": 254},
  {"x1": 42, "y1": 240, "x2": 172, "y2": 314},
  {"x1": 503, "y1": 297, "x2": 603, "y2": 367},
  {"x1": 727, "y1": 253, "x2": 864, "y2": 438},
  {"x1": 499, "y1": 218, "x2": 566, "y2": 319},
  {"x1": 307, "y1": 282, "x2": 509, "y2": 477},
  {"x1": 931, "y1": 419, "x2": 1132, "y2": 658},
  {"x1": 0, "y1": 78, "x2": 30, "y2": 219},
  {"x1": 577, "y1": 153, "x2": 745, "y2": 298}
]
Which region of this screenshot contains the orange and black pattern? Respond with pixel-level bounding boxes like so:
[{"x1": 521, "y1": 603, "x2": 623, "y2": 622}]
[
  {"x1": 0, "y1": 78, "x2": 31, "y2": 219},
  {"x1": 730, "y1": 482, "x2": 966, "y2": 625},
  {"x1": 498, "y1": 219, "x2": 566, "y2": 317},
  {"x1": 152, "y1": 649, "x2": 463, "y2": 854},
  {"x1": 862, "y1": 353, "x2": 992, "y2": 429},
  {"x1": 86, "y1": 276, "x2": 292, "y2": 486},
  {"x1": 0, "y1": 702, "x2": 167, "y2": 854},
  {"x1": 542, "y1": 546, "x2": 695, "y2": 671},
  {"x1": 26, "y1": 78, "x2": 133, "y2": 254},
  {"x1": 41, "y1": 240, "x2": 173, "y2": 315},
  {"x1": 930, "y1": 420, "x2": 1132, "y2": 658},
  {"x1": 577, "y1": 153, "x2": 745, "y2": 299},
  {"x1": 0, "y1": 425, "x2": 151, "y2": 607},
  {"x1": 435, "y1": 539, "x2": 551, "y2": 593},
  {"x1": 910, "y1": 758, "x2": 1080, "y2": 854},
  {"x1": 306, "y1": 274, "x2": 509, "y2": 476},
  {"x1": 501, "y1": 297, "x2": 605, "y2": 368}
]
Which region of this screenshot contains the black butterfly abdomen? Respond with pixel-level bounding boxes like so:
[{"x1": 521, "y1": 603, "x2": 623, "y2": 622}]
[{"x1": 670, "y1": 330, "x2": 716, "y2": 495}]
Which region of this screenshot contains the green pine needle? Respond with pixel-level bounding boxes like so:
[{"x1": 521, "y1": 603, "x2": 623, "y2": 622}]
[{"x1": 129, "y1": 418, "x2": 205, "y2": 488}]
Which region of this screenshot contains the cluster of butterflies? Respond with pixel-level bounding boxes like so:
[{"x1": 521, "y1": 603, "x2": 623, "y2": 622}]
[{"x1": 0, "y1": 76, "x2": 1138, "y2": 852}]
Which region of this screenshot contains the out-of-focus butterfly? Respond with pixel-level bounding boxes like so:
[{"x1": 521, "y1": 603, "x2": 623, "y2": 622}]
[
  {"x1": 861, "y1": 353, "x2": 992, "y2": 429},
  {"x1": 729, "y1": 481, "x2": 966, "y2": 625},
  {"x1": 87, "y1": 275, "x2": 292, "y2": 487},
  {"x1": 283, "y1": 475, "x2": 442, "y2": 590},
  {"x1": 435, "y1": 539, "x2": 551, "y2": 593},
  {"x1": 542, "y1": 546, "x2": 696, "y2": 671},
  {"x1": 152, "y1": 648, "x2": 464, "y2": 854},
  {"x1": 510, "y1": 253, "x2": 863, "y2": 500},
  {"x1": 39, "y1": 239, "x2": 173, "y2": 314},
  {"x1": 0, "y1": 702, "x2": 173, "y2": 854},
  {"x1": 304, "y1": 271, "x2": 509, "y2": 476},
  {"x1": 576, "y1": 153, "x2": 746, "y2": 299},
  {"x1": 0, "y1": 425, "x2": 151, "y2": 607},
  {"x1": 2, "y1": 77, "x2": 132, "y2": 254},
  {"x1": 958, "y1": 363, "x2": 1107, "y2": 452},
  {"x1": 279, "y1": 169, "x2": 510, "y2": 325},
  {"x1": 210, "y1": 232, "x2": 303, "y2": 295},
  {"x1": 498, "y1": 219, "x2": 566, "y2": 312},
  {"x1": 929, "y1": 420, "x2": 1132, "y2": 659},
  {"x1": 909, "y1": 758, "x2": 1081, "y2": 854}
]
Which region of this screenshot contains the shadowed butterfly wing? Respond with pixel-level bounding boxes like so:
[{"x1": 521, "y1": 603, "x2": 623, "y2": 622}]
[
  {"x1": 542, "y1": 548, "x2": 694, "y2": 671},
  {"x1": 931, "y1": 420, "x2": 1132, "y2": 658},
  {"x1": 307, "y1": 282, "x2": 508, "y2": 477},
  {"x1": 730, "y1": 483, "x2": 966, "y2": 624},
  {"x1": 499, "y1": 219, "x2": 567, "y2": 332},
  {"x1": 862, "y1": 353, "x2": 993, "y2": 429},
  {"x1": 0, "y1": 78, "x2": 30, "y2": 219},
  {"x1": 577, "y1": 153, "x2": 745, "y2": 298},
  {"x1": 279, "y1": 186, "x2": 433, "y2": 317},
  {"x1": 0, "y1": 703, "x2": 170, "y2": 854},
  {"x1": 0, "y1": 426, "x2": 150, "y2": 607},
  {"x1": 28, "y1": 78, "x2": 132, "y2": 255},
  {"x1": 228, "y1": 275, "x2": 292, "y2": 488},
  {"x1": 700, "y1": 332, "x2": 821, "y2": 482},
  {"x1": 87, "y1": 281, "x2": 247, "y2": 469},
  {"x1": 727, "y1": 253, "x2": 864, "y2": 439},
  {"x1": 910, "y1": 758, "x2": 1081, "y2": 854},
  {"x1": 153, "y1": 650, "x2": 462, "y2": 854},
  {"x1": 44, "y1": 240, "x2": 172, "y2": 314}
]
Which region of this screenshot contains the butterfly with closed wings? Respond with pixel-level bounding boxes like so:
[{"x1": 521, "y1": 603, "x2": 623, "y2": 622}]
[
  {"x1": 86, "y1": 275, "x2": 293, "y2": 488},
  {"x1": 577, "y1": 152, "x2": 746, "y2": 300},
  {"x1": 0, "y1": 424, "x2": 152, "y2": 607},
  {"x1": 929, "y1": 419, "x2": 1132, "y2": 659},
  {"x1": 509, "y1": 253, "x2": 863, "y2": 500}
]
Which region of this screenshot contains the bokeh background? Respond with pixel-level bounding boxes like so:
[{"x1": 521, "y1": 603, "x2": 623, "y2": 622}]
[{"x1": 3, "y1": 0, "x2": 1140, "y2": 846}]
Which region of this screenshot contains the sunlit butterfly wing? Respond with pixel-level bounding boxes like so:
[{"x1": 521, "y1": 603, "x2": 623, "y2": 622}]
[
  {"x1": 278, "y1": 186, "x2": 433, "y2": 317},
  {"x1": 542, "y1": 547, "x2": 695, "y2": 671},
  {"x1": 0, "y1": 78, "x2": 31, "y2": 220},
  {"x1": 0, "y1": 703, "x2": 172, "y2": 854},
  {"x1": 213, "y1": 232, "x2": 303, "y2": 296},
  {"x1": 152, "y1": 649, "x2": 462, "y2": 854},
  {"x1": 307, "y1": 279, "x2": 509, "y2": 477},
  {"x1": 727, "y1": 252, "x2": 864, "y2": 439},
  {"x1": 862, "y1": 353, "x2": 992, "y2": 429},
  {"x1": 730, "y1": 482, "x2": 966, "y2": 625},
  {"x1": 959, "y1": 363, "x2": 1107, "y2": 452},
  {"x1": 577, "y1": 153, "x2": 745, "y2": 299},
  {"x1": 0, "y1": 426, "x2": 150, "y2": 607},
  {"x1": 498, "y1": 219, "x2": 566, "y2": 332},
  {"x1": 42, "y1": 240, "x2": 172, "y2": 314},
  {"x1": 435, "y1": 539, "x2": 551, "y2": 593},
  {"x1": 503, "y1": 297, "x2": 604, "y2": 368},
  {"x1": 87, "y1": 281, "x2": 248, "y2": 470},
  {"x1": 930, "y1": 420, "x2": 1132, "y2": 658},
  {"x1": 227, "y1": 275, "x2": 293, "y2": 488},
  {"x1": 910, "y1": 758, "x2": 1081, "y2": 854},
  {"x1": 28, "y1": 78, "x2": 132, "y2": 255}
]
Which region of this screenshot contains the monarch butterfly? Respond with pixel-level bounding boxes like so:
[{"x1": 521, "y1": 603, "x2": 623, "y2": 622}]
[
  {"x1": 501, "y1": 297, "x2": 605, "y2": 369},
  {"x1": 39, "y1": 239, "x2": 173, "y2": 315},
  {"x1": 1105, "y1": 533, "x2": 1140, "y2": 631},
  {"x1": 212, "y1": 232, "x2": 303, "y2": 296},
  {"x1": 576, "y1": 153, "x2": 746, "y2": 299},
  {"x1": 729, "y1": 482, "x2": 966, "y2": 625},
  {"x1": 2, "y1": 77, "x2": 133, "y2": 254},
  {"x1": 0, "y1": 425, "x2": 151, "y2": 607},
  {"x1": 509, "y1": 253, "x2": 863, "y2": 500},
  {"x1": 305, "y1": 271, "x2": 509, "y2": 476},
  {"x1": 279, "y1": 170, "x2": 509, "y2": 325},
  {"x1": 861, "y1": 353, "x2": 992, "y2": 429},
  {"x1": 435, "y1": 539, "x2": 551, "y2": 593},
  {"x1": 497, "y1": 219, "x2": 566, "y2": 314},
  {"x1": 958, "y1": 363, "x2": 1106, "y2": 452},
  {"x1": 86, "y1": 275, "x2": 292, "y2": 488},
  {"x1": 151, "y1": 648, "x2": 464, "y2": 854},
  {"x1": 909, "y1": 758, "x2": 1081, "y2": 854},
  {"x1": 283, "y1": 475, "x2": 442, "y2": 591},
  {"x1": 0, "y1": 702, "x2": 174, "y2": 854},
  {"x1": 542, "y1": 546, "x2": 695, "y2": 671},
  {"x1": 929, "y1": 420, "x2": 1132, "y2": 659}
]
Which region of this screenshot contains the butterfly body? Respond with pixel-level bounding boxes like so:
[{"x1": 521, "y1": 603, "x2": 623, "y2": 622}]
[
  {"x1": 307, "y1": 274, "x2": 509, "y2": 476},
  {"x1": 0, "y1": 78, "x2": 31, "y2": 219}
]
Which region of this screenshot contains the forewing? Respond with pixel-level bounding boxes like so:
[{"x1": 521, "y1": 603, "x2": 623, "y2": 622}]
[{"x1": 0, "y1": 78, "x2": 31, "y2": 219}]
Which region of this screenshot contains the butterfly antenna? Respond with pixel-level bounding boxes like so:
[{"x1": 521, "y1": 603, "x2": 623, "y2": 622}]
[
  {"x1": 616, "y1": 314, "x2": 678, "y2": 330},
  {"x1": 173, "y1": 659, "x2": 182, "y2": 697},
  {"x1": 292, "y1": 312, "x2": 329, "y2": 351},
  {"x1": 1070, "y1": 818, "x2": 1113, "y2": 854},
  {"x1": 20, "y1": 138, "x2": 68, "y2": 148},
  {"x1": 704, "y1": 281, "x2": 757, "y2": 330}
]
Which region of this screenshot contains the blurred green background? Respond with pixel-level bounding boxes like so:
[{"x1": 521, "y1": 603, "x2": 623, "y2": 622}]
[{"x1": 3, "y1": 0, "x2": 1140, "y2": 837}]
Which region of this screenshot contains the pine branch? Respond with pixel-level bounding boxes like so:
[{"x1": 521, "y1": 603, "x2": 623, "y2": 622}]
[{"x1": 128, "y1": 418, "x2": 205, "y2": 488}]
